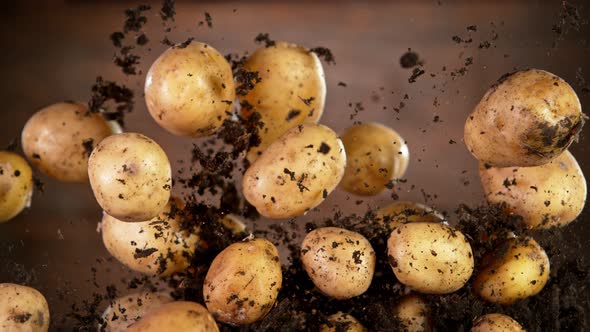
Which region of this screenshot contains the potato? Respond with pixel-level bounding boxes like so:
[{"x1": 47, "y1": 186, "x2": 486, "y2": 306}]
[
  {"x1": 320, "y1": 312, "x2": 367, "y2": 332},
  {"x1": 376, "y1": 201, "x2": 443, "y2": 232},
  {"x1": 0, "y1": 283, "x2": 50, "y2": 332},
  {"x1": 301, "y1": 227, "x2": 375, "y2": 299},
  {"x1": 480, "y1": 150, "x2": 586, "y2": 229},
  {"x1": 100, "y1": 291, "x2": 173, "y2": 332},
  {"x1": 473, "y1": 236, "x2": 549, "y2": 304},
  {"x1": 145, "y1": 41, "x2": 235, "y2": 137},
  {"x1": 393, "y1": 294, "x2": 432, "y2": 332},
  {"x1": 238, "y1": 41, "x2": 326, "y2": 161},
  {"x1": 0, "y1": 151, "x2": 33, "y2": 223},
  {"x1": 126, "y1": 301, "x2": 219, "y2": 332},
  {"x1": 203, "y1": 238, "x2": 282, "y2": 325},
  {"x1": 88, "y1": 132, "x2": 171, "y2": 222},
  {"x1": 464, "y1": 69, "x2": 584, "y2": 167},
  {"x1": 471, "y1": 313, "x2": 525, "y2": 332},
  {"x1": 242, "y1": 123, "x2": 346, "y2": 219},
  {"x1": 340, "y1": 123, "x2": 409, "y2": 196},
  {"x1": 21, "y1": 101, "x2": 119, "y2": 182},
  {"x1": 387, "y1": 222, "x2": 474, "y2": 294}
]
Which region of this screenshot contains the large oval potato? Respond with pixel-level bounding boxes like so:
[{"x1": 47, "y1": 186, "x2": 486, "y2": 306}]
[
  {"x1": 320, "y1": 312, "x2": 367, "y2": 332},
  {"x1": 242, "y1": 123, "x2": 346, "y2": 219},
  {"x1": 480, "y1": 150, "x2": 586, "y2": 229},
  {"x1": 203, "y1": 238, "x2": 282, "y2": 325},
  {"x1": 145, "y1": 41, "x2": 235, "y2": 137},
  {"x1": 464, "y1": 69, "x2": 584, "y2": 167},
  {"x1": 393, "y1": 294, "x2": 432, "y2": 332},
  {"x1": 340, "y1": 123, "x2": 409, "y2": 196},
  {"x1": 238, "y1": 41, "x2": 326, "y2": 162},
  {"x1": 387, "y1": 222, "x2": 474, "y2": 294},
  {"x1": 100, "y1": 291, "x2": 173, "y2": 332},
  {"x1": 471, "y1": 313, "x2": 525, "y2": 332},
  {"x1": 0, "y1": 151, "x2": 33, "y2": 223},
  {"x1": 126, "y1": 301, "x2": 219, "y2": 332},
  {"x1": 376, "y1": 201, "x2": 443, "y2": 232},
  {"x1": 88, "y1": 132, "x2": 171, "y2": 222},
  {"x1": 0, "y1": 283, "x2": 50, "y2": 332}
]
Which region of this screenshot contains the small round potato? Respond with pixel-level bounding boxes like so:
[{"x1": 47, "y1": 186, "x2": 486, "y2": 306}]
[
  {"x1": 242, "y1": 123, "x2": 346, "y2": 219},
  {"x1": 126, "y1": 301, "x2": 219, "y2": 332},
  {"x1": 480, "y1": 150, "x2": 586, "y2": 229},
  {"x1": 0, "y1": 151, "x2": 33, "y2": 223},
  {"x1": 473, "y1": 236, "x2": 549, "y2": 305},
  {"x1": 376, "y1": 201, "x2": 443, "y2": 232},
  {"x1": 21, "y1": 101, "x2": 119, "y2": 182},
  {"x1": 88, "y1": 132, "x2": 172, "y2": 222},
  {"x1": 464, "y1": 69, "x2": 584, "y2": 167},
  {"x1": 340, "y1": 123, "x2": 409, "y2": 196},
  {"x1": 100, "y1": 291, "x2": 173, "y2": 332},
  {"x1": 203, "y1": 238, "x2": 282, "y2": 325},
  {"x1": 393, "y1": 294, "x2": 432, "y2": 332},
  {"x1": 301, "y1": 227, "x2": 376, "y2": 299},
  {"x1": 471, "y1": 313, "x2": 525, "y2": 332},
  {"x1": 320, "y1": 312, "x2": 367, "y2": 332},
  {"x1": 238, "y1": 41, "x2": 326, "y2": 162},
  {"x1": 0, "y1": 283, "x2": 50, "y2": 332},
  {"x1": 387, "y1": 222, "x2": 474, "y2": 294},
  {"x1": 145, "y1": 41, "x2": 235, "y2": 137}
]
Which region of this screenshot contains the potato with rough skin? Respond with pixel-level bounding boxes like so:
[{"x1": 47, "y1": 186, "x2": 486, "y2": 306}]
[
  {"x1": 0, "y1": 152, "x2": 33, "y2": 223},
  {"x1": 100, "y1": 291, "x2": 173, "y2": 332},
  {"x1": 473, "y1": 236, "x2": 549, "y2": 305},
  {"x1": 393, "y1": 294, "x2": 432, "y2": 332},
  {"x1": 238, "y1": 41, "x2": 326, "y2": 162},
  {"x1": 145, "y1": 41, "x2": 235, "y2": 137},
  {"x1": 0, "y1": 283, "x2": 50, "y2": 332},
  {"x1": 464, "y1": 69, "x2": 584, "y2": 167},
  {"x1": 376, "y1": 201, "x2": 443, "y2": 232},
  {"x1": 387, "y1": 222, "x2": 474, "y2": 294},
  {"x1": 88, "y1": 132, "x2": 171, "y2": 222},
  {"x1": 21, "y1": 101, "x2": 120, "y2": 182},
  {"x1": 480, "y1": 150, "x2": 586, "y2": 229},
  {"x1": 471, "y1": 313, "x2": 525, "y2": 332},
  {"x1": 320, "y1": 312, "x2": 367, "y2": 332},
  {"x1": 340, "y1": 123, "x2": 409, "y2": 196},
  {"x1": 203, "y1": 238, "x2": 282, "y2": 325},
  {"x1": 242, "y1": 123, "x2": 346, "y2": 219},
  {"x1": 126, "y1": 301, "x2": 219, "y2": 332}
]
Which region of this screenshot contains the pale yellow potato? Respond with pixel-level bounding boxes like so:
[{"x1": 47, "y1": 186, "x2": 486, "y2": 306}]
[
  {"x1": 0, "y1": 151, "x2": 33, "y2": 223},
  {"x1": 480, "y1": 150, "x2": 586, "y2": 229},
  {"x1": 238, "y1": 41, "x2": 326, "y2": 162},
  {"x1": 387, "y1": 222, "x2": 474, "y2": 294},
  {"x1": 218, "y1": 214, "x2": 247, "y2": 235},
  {"x1": 145, "y1": 41, "x2": 235, "y2": 137},
  {"x1": 464, "y1": 69, "x2": 584, "y2": 167},
  {"x1": 301, "y1": 227, "x2": 375, "y2": 300},
  {"x1": 88, "y1": 132, "x2": 171, "y2": 222},
  {"x1": 242, "y1": 123, "x2": 346, "y2": 219},
  {"x1": 376, "y1": 201, "x2": 443, "y2": 232},
  {"x1": 471, "y1": 313, "x2": 525, "y2": 332},
  {"x1": 21, "y1": 101, "x2": 119, "y2": 182},
  {"x1": 100, "y1": 291, "x2": 173, "y2": 332},
  {"x1": 320, "y1": 312, "x2": 367, "y2": 332},
  {"x1": 126, "y1": 301, "x2": 219, "y2": 332},
  {"x1": 0, "y1": 283, "x2": 50, "y2": 332},
  {"x1": 473, "y1": 236, "x2": 549, "y2": 305},
  {"x1": 393, "y1": 294, "x2": 432, "y2": 332},
  {"x1": 203, "y1": 238, "x2": 282, "y2": 325},
  {"x1": 340, "y1": 123, "x2": 409, "y2": 196}
]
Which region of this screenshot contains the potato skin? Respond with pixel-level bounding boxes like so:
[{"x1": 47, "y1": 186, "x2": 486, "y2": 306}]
[
  {"x1": 471, "y1": 313, "x2": 525, "y2": 332},
  {"x1": 387, "y1": 222, "x2": 474, "y2": 294},
  {"x1": 340, "y1": 123, "x2": 409, "y2": 196},
  {"x1": 320, "y1": 312, "x2": 367, "y2": 332},
  {"x1": 203, "y1": 238, "x2": 282, "y2": 325},
  {"x1": 238, "y1": 41, "x2": 326, "y2": 162},
  {"x1": 376, "y1": 201, "x2": 443, "y2": 232},
  {"x1": 464, "y1": 69, "x2": 584, "y2": 167},
  {"x1": 145, "y1": 41, "x2": 235, "y2": 137},
  {"x1": 127, "y1": 301, "x2": 219, "y2": 332},
  {"x1": 242, "y1": 123, "x2": 346, "y2": 219},
  {"x1": 88, "y1": 132, "x2": 171, "y2": 222},
  {"x1": 0, "y1": 283, "x2": 50, "y2": 332},
  {"x1": 0, "y1": 151, "x2": 33, "y2": 223},
  {"x1": 480, "y1": 150, "x2": 586, "y2": 229},
  {"x1": 393, "y1": 294, "x2": 432, "y2": 332},
  {"x1": 100, "y1": 291, "x2": 173, "y2": 332},
  {"x1": 21, "y1": 101, "x2": 117, "y2": 182},
  {"x1": 473, "y1": 236, "x2": 549, "y2": 305},
  {"x1": 301, "y1": 227, "x2": 376, "y2": 300}
]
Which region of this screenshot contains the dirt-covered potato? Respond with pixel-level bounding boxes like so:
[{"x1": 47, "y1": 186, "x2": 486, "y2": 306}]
[
  {"x1": 471, "y1": 313, "x2": 525, "y2": 332},
  {"x1": 480, "y1": 150, "x2": 586, "y2": 229},
  {"x1": 393, "y1": 294, "x2": 432, "y2": 332},
  {"x1": 145, "y1": 41, "x2": 235, "y2": 137},
  {"x1": 238, "y1": 41, "x2": 326, "y2": 161},
  {"x1": 340, "y1": 123, "x2": 409, "y2": 196},
  {"x1": 243, "y1": 123, "x2": 346, "y2": 219},
  {"x1": 301, "y1": 227, "x2": 376, "y2": 300},
  {"x1": 100, "y1": 291, "x2": 173, "y2": 332},
  {"x1": 473, "y1": 236, "x2": 549, "y2": 304},
  {"x1": 376, "y1": 201, "x2": 443, "y2": 232},
  {"x1": 21, "y1": 101, "x2": 119, "y2": 182},
  {"x1": 320, "y1": 312, "x2": 367, "y2": 332},
  {"x1": 203, "y1": 238, "x2": 282, "y2": 325},
  {"x1": 88, "y1": 132, "x2": 171, "y2": 222},
  {"x1": 387, "y1": 222, "x2": 474, "y2": 294},
  {"x1": 464, "y1": 69, "x2": 584, "y2": 167},
  {"x1": 0, "y1": 151, "x2": 33, "y2": 223},
  {"x1": 126, "y1": 301, "x2": 219, "y2": 332},
  {"x1": 0, "y1": 283, "x2": 50, "y2": 332}
]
